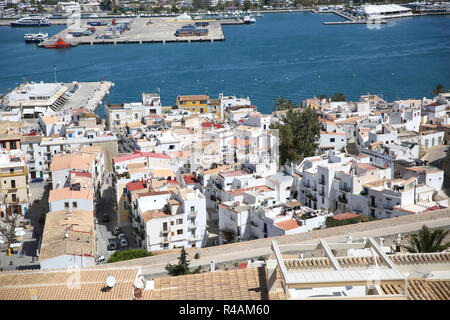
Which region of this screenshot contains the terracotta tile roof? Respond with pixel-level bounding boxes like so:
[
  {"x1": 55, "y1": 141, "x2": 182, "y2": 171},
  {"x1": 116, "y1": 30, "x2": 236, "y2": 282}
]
[
  {"x1": 332, "y1": 212, "x2": 360, "y2": 220},
  {"x1": 50, "y1": 153, "x2": 94, "y2": 172},
  {"x1": 381, "y1": 279, "x2": 450, "y2": 300},
  {"x1": 113, "y1": 153, "x2": 145, "y2": 163},
  {"x1": 275, "y1": 219, "x2": 301, "y2": 231},
  {"x1": 229, "y1": 138, "x2": 251, "y2": 146},
  {"x1": 39, "y1": 209, "x2": 95, "y2": 261},
  {"x1": 227, "y1": 185, "x2": 273, "y2": 197},
  {"x1": 48, "y1": 187, "x2": 94, "y2": 202},
  {"x1": 141, "y1": 210, "x2": 170, "y2": 222},
  {"x1": 143, "y1": 267, "x2": 285, "y2": 300},
  {"x1": 202, "y1": 121, "x2": 224, "y2": 129},
  {"x1": 177, "y1": 95, "x2": 209, "y2": 102},
  {"x1": 183, "y1": 175, "x2": 196, "y2": 185},
  {"x1": 127, "y1": 180, "x2": 147, "y2": 192},
  {"x1": 0, "y1": 266, "x2": 140, "y2": 300},
  {"x1": 219, "y1": 170, "x2": 250, "y2": 178}
]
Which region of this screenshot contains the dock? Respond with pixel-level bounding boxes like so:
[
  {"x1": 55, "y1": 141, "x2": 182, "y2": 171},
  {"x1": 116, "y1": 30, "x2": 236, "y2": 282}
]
[
  {"x1": 63, "y1": 81, "x2": 113, "y2": 113},
  {"x1": 35, "y1": 17, "x2": 242, "y2": 47}
]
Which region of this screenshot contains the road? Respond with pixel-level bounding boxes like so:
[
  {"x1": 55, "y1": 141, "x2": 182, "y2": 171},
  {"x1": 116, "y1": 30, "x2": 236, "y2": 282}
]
[{"x1": 106, "y1": 208, "x2": 450, "y2": 278}]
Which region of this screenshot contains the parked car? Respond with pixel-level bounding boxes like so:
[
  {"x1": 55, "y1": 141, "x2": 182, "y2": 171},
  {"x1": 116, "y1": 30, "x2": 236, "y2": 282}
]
[
  {"x1": 120, "y1": 238, "x2": 128, "y2": 247},
  {"x1": 107, "y1": 238, "x2": 117, "y2": 251},
  {"x1": 31, "y1": 177, "x2": 44, "y2": 183},
  {"x1": 102, "y1": 213, "x2": 110, "y2": 223},
  {"x1": 118, "y1": 233, "x2": 126, "y2": 240},
  {"x1": 97, "y1": 255, "x2": 105, "y2": 263}
]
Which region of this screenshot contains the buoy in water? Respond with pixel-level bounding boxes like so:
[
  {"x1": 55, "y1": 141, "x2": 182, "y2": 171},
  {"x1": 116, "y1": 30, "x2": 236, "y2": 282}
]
[{"x1": 318, "y1": 75, "x2": 320, "y2": 78}]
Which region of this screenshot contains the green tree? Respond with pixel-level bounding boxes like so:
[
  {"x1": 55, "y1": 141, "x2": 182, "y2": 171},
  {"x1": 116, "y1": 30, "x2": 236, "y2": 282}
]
[
  {"x1": 273, "y1": 97, "x2": 296, "y2": 111},
  {"x1": 270, "y1": 105, "x2": 321, "y2": 164},
  {"x1": 331, "y1": 92, "x2": 347, "y2": 102},
  {"x1": 431, "y1": 84, "x2": 446, "y2": 96},
  {"x1": 243, "y1": 0, "x2": 252, "y2": 10},
  {"x1": 403, "y1": 225, "x2": 450, "y2": 253},
  {"x1": 165, "y1": 247, "x2": 201, "y2": 276},
  {"x1": 107, "y1": 249, "x2": 153, "y2": 263}
]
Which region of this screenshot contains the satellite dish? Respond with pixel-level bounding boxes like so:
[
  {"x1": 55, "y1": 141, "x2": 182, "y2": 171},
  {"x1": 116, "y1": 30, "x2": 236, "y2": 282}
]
[{"x1": 106, "y1": 275, "x2": 116, "y2": 288}]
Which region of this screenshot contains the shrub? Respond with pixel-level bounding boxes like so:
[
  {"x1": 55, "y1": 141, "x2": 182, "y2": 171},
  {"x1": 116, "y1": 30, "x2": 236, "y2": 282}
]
[{"x1": 107, "y1": 248, "x2": 153, "y2": 263}]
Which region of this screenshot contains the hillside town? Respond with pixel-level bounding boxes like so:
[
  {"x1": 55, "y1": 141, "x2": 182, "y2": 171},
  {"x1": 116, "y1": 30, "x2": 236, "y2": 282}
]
[{"x1": 0, "y1": 79, "x2": 449, "y2": 300}]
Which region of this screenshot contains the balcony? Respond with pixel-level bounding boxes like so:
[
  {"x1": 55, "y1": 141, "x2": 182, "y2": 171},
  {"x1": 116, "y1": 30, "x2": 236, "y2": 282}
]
[
  {"x1": 311, "y1": 185, "x2": 317, "y2": 191},
  {"x1": 318, "y1": 190, "x2": 325, "y2": 196},
  {"x1": 162, "y1": 237, "x2": 170, "y2": 243},
  {"x1": 188, "y1": 223, "x2": 197, "y2": 230},
  {"x1": 383, "y1": 205, "x2": 393, "y2": 210},
  {"x1": 353, "y1": 207, "x2": 363, "y2": 213},
  {"x1": 339, "y1": 185, "x2": 351, "y2": 193},
  {"x1": 188, "y1": 211, "x2": 198, "y2": 218},
  {"x1": 303, "y1": 182, "x2": 311, "y2": 188},
  {"x1": 318, "y1": 179, "x2": 326, "y2": 186},
  {"x1": 338, "y1": 196, "x2": 348, "y2": 204}
]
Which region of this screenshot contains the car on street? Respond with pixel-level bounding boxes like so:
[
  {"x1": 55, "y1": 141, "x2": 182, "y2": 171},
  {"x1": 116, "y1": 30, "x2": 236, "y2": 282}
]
[
  {"x1": 113, "y1": 227, "x2": 120, "y2": 236},
  {"x1": 102, "y1": 213, "x2": 110, "y2": 223},
  {"x1": 107, "y1": 238, "x2": 117, "y2": 251},
  {"x1": 120, "y1": 238, "x2": 128, "y2": 247},
  {"x1": 31, "y1": 177, "x2": 44, "y2": 183},
  {"x1": 118, "y1": 233, "x2": 126, "y2": 240}
]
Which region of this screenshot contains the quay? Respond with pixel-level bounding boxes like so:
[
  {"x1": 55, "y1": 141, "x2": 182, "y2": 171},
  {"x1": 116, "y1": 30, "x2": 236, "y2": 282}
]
[{"x1": 36, "y1": 17, "x2": 237, "y2": 48}]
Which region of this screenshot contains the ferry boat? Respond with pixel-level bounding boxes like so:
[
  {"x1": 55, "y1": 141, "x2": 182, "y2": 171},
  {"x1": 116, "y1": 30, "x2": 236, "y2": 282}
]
[
  {"x1": 243, "y1": 15, "x2": 256, "y2": 24},
  {"x1": 11, "y1": 16, "x2": 51, "y2": 27},
  {"x1": 24, "y1": 32, "x2": 48, "y2": 43}
]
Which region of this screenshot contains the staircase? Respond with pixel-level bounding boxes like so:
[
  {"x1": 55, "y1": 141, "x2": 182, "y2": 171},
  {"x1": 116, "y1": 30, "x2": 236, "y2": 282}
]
[{"x1": 49, "y1": 93, "x2": 70, "y2": 111}]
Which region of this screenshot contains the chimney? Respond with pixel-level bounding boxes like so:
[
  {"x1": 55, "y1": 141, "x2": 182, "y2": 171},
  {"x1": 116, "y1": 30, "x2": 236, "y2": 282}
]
[{"x1": 346, "y1": 233, "x2": 352, "y2": 243}]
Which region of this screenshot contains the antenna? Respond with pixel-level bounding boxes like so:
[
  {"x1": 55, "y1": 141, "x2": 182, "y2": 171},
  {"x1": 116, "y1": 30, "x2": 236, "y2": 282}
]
[{"x1": 106, "y1": 275, "x2": 116, "y2": 288}]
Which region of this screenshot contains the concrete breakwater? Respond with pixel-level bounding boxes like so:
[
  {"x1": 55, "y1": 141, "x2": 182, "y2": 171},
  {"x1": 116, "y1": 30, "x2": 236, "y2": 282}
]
[{"x1": 36, "y1": 17, "x2": 236, "y2": 47}]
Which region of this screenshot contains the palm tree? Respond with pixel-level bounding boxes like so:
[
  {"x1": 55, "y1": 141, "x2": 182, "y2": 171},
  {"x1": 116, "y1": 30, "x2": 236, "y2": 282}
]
[
  {"x1": 431, "y1": 84, "x2": 445, "y2": 96},
  {"x1": 403, "y1": 225, "x2": 450, "y2": 253}
]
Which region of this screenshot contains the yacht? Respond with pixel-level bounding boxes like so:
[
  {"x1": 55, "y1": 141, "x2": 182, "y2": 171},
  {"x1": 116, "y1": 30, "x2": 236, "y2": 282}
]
[
  {"x1": 243, "y1": 15, "x2": 256, "y2": 24},
  {"x1": 11, "y1": 16, "x2": 51, "y2": 27},
  {"x1": 24, "y1": 32, "x2": 49, "y2": 43}
]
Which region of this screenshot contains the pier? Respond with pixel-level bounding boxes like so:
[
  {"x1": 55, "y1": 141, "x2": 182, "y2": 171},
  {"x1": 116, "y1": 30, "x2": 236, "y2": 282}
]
[{"x1": 35, "y1": 17, "x2": 238, "y2": 48}]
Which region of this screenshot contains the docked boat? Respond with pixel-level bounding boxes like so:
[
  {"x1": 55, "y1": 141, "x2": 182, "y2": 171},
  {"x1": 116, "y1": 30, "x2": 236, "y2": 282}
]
[
  {"x1": 24, "y1": 32, "x2": 48, "y2": 43},
  {"x1": 44, "y1": 37, "x2": 71, "y2": 49},
  {"x1": 243, "y1": 15, "x2": 256, "y2": 24},
  {"x1": 256, "y1": 13, "x2": 264, "y2": 17},
  {"x1": 11, "y1": 16, "x2": 51, "y2": 27}
]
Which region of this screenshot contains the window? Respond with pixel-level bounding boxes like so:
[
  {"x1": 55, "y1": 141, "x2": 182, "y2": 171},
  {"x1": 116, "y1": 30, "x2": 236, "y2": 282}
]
[
  {"x1": 73, "y1": 202, "x2": 78, "y2": 208},
  {"x1": 330, "y1": 138, "x2": 335, "y2": 143},
  {"x1": 163, "y1": 222, "x2": 168, "y2": 231},
  {"x1": 10, "y1": 168, "x2": 13, "y2": 174},
  {"x1": 190, "y1": 206, "x2": 195, "y2": 212},
  {"x1": 11, "y1": 180, "x2": 15, "y2": 188},
  {"x1": 64, "y1": 202, "x2": 69, "y2": 209},
  {"x1": 171, "y1": 232, "x2": 174, "y2": 236},
  {"x1": 116, "y1": 114, "x2": 120, "y2": 119},
  {"x1": 177, "y1": 218, "x2": 183, "y2": 225},
  {"x1": 177, "y1": 230, "x2": 183, "y2": 235},
  {"x1": 12, "y1": 194, "x2": 17, "y2": 202},
  {"x1": 171, "y1": 221, "x2": 174, "y2": 226}
]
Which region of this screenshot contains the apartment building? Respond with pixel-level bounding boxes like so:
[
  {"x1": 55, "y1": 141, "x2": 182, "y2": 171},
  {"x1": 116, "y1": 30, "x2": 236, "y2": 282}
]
[
  {"x1": 131, "y1": 188, "x2": 207, "y2": 251},
  {"x1": 0, "y1": 149, "x2": 29, "y2": 216}
]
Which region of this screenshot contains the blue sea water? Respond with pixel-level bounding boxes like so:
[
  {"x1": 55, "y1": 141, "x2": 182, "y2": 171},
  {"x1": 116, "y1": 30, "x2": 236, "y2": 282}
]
[{"x1": 0, "y1": 12, "x2": 449, "y2": 117}]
